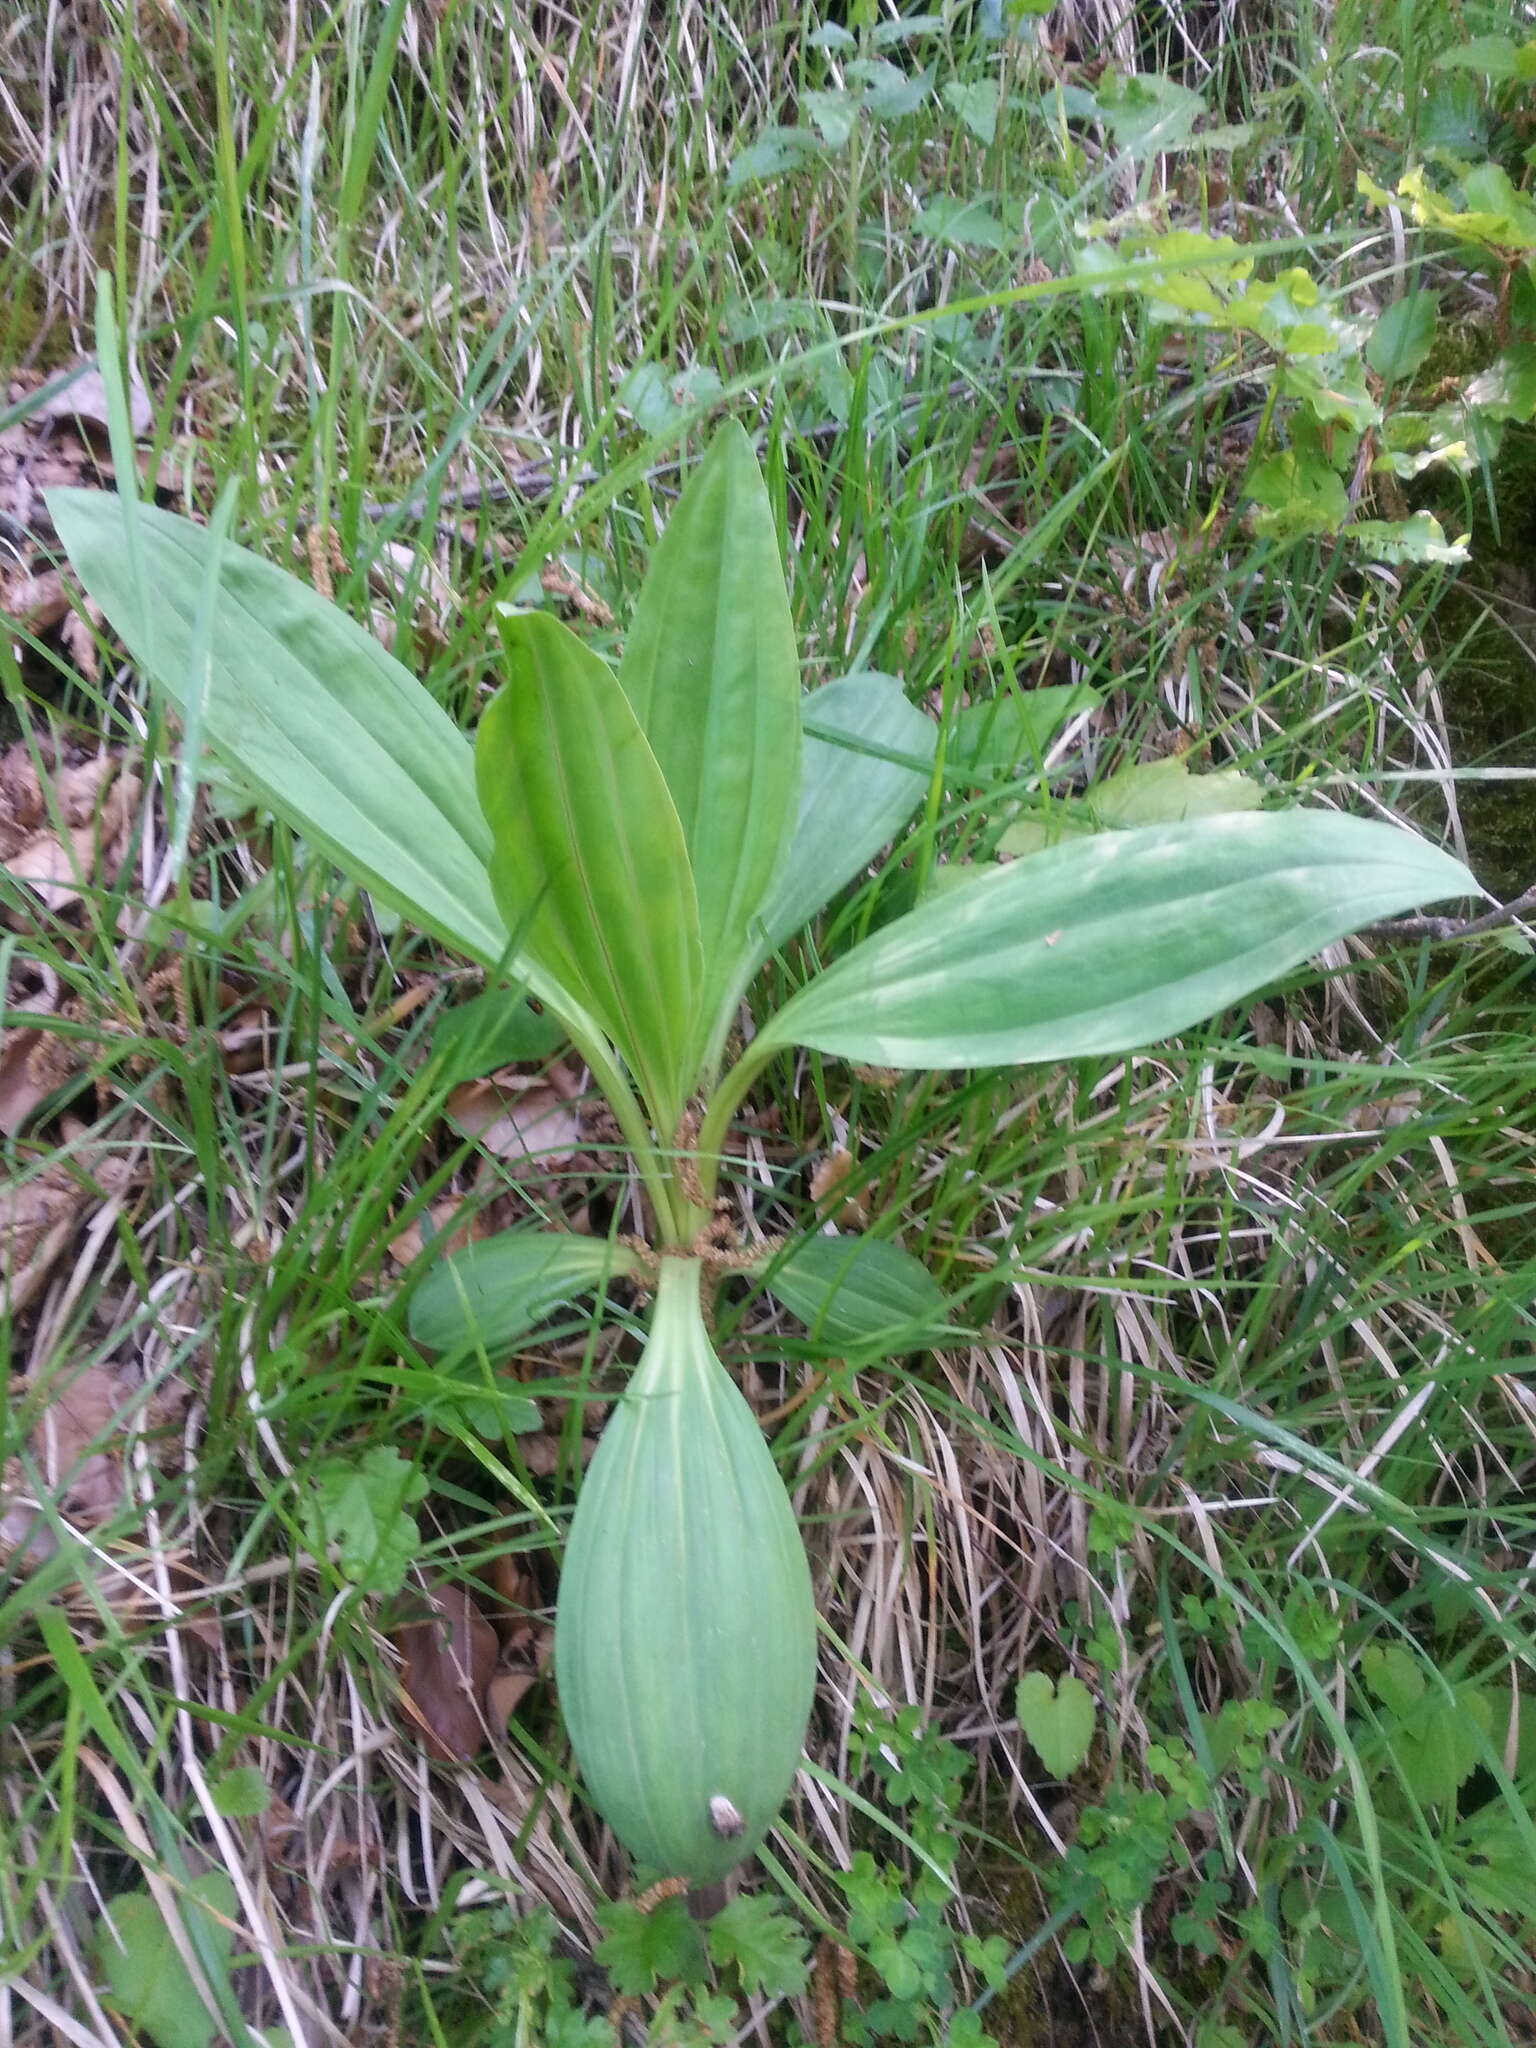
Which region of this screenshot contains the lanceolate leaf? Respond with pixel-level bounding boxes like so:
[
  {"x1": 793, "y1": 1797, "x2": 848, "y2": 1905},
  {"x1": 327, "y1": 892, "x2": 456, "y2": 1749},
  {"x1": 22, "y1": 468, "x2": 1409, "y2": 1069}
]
[
  {"x1": 616, "y1": 422, "x2": 802, "y2": 1053},
  {"x1": 478, "y1": 612, "x2": 703, "y2": 1130},
  {"x1": 408, "y1": 1229, "x2": 638, "y2": 1356},
  {"x1": 45, "y1": 489, "x2": 508, "y2": 970},
  {"x1": 760, "y1": 672, "x2": 934, "y2": 951},
  {"x1": 758, "y1": 812, "x2": 1477, "y2": 1070},
  {"x1": 757, "y1": 1232, "x2": 951, "y2": 1353}
]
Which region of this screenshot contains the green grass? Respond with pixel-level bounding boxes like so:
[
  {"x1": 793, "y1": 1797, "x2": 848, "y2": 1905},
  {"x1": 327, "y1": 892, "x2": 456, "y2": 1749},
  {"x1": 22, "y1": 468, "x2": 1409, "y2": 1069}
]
[{"x1": 2, "y1": 1, "x2": 1534, "y2": 2043}]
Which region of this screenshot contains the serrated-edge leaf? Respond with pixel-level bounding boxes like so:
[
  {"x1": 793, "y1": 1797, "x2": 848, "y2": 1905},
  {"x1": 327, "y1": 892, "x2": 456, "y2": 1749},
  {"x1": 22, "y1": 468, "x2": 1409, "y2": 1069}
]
[
  {"x1": 759, "y1": 812, "x2": 1477, "y2": 1070},
  {"x1": 408, "y1": 1228, "x2": 637, "y2": 1355},
  {"x1": 478, "y1": 611, "x2": 702, "y2": 1127},
  {"x1": 45, "y1": 489, "x2": 509, "y2": 971},
  {"x1": 615, "y1": 422, "x2": 802, "y2": 1061},
  {"x1": 760, "y1": 673, "x2": 934, "y2": 950},
  {"x1": 759, "y1": 1233, "x2": 951, "y2": 1354}
]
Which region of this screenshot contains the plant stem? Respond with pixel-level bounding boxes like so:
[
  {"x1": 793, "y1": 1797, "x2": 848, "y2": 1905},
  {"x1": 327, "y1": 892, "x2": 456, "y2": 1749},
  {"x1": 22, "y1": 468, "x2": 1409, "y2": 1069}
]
[
  {"x1": 691, "y1": 1035, "x2": 780, "y2": 1224},
  {"x1": 561, "y1": 1016, "x2": 682, "y2": 1243}
]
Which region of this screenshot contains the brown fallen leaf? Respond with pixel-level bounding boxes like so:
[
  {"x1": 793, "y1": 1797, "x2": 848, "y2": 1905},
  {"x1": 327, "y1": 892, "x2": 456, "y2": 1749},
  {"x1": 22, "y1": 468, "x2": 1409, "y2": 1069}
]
[
  {"x1": 28, "y1": 1363, "x2": 129, "y2": 1523},
  {"x1": 2, "y1": 568, "x2": 70, "y2": 636},
  {"x1": 0, "y1": 1139, "x2": 133, "y2": 1317},
  {"x1": 0, "y1": 1159, "x2": 94, "y2": 1316},
  {"x1": 2, "y1": 755, "x2": 141, "y2": 918},
  {"x1": 482, "y1": 1553, "x2": 550, "y2": 1727},
  {"x1": 446, "y1": 1063, "x2": 582, "y2": 1170},
  {"x1": 31, "y1": 362, "x2": 154, "y2": 440},
  {"x1": 0, "y1": 961, "x2": 72, "y2": 1137},
  {"x1": 809, "y1": 1146, "x2": 868, "y2": 1230},
  {"x1": 396, "y1": 1576, "x2": 500, "y2": 1761},
  {"x1": 0, "y1": 388, "x2": 100, "y2": 540},
  {"x1": 387, "y1": 1193, "x2": 495, "y2": 1271}
]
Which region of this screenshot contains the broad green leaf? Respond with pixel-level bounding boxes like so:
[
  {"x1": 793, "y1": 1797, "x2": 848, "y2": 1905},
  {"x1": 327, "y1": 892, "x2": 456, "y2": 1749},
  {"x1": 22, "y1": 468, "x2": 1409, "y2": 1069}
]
[
  {"x1": 615, "y1": 421, "x2": 801, "y2": 1060},
  {"x1": 1095, "y1": 72, "x2": 1205, "y2": 154},
  {"x1": 997, "y1": 809, "x2": 1097, "y2": 856},
  {"x1": 950, "y1": 684, "x2": 1100, "y2": 780},
  {"x1": 846, "y1": 57, "x2": 934, "y2": 121},
  {"x1": 726, "y1": 126, "x2": 821, "y2": 190},
  {"x1": 1244, "y1": 451, "x2": 1350, "y2": 539},
  {"x1": 760, "y1": 672, "x2": 934, "y2": 950},
  {"x1": 1362, "y1": 1643, "x2": 1426, "y2": 1716},
  {"x1": 942, "y1": 77, "x2": 1001, "y2": 145},
  {"x1": 430, "y1": 986, "x2": 567, "y2": 1082},
  {"x1": 872, "y1": 12, "x2": 944, "y2": 43},
  {"x1": 916, "y1": 196, "x2": 1016, "y2": 251},
  {"x1": 1435, "y1": 35, "x2": 1536, "y2": 80},
  {"x1": 46, "y1": 489, "x2": 507, "y2": 969},
  {"x1": 306, "y1": 1446, "x2": 427, "y2": 1595},
  {"x1": 758, "y1": 811, "x2": 1477, "y2": 1071},
  {"x1": 1016, "y1": 1672, "x2": 1096, "y2": 1778},
  {"x1": 595, "y1": 1896, "x2": 708, "y2": 1996},
  {"x1": 479, "y1": 611, "x2": 702, "y2": 1127},
  {"x1": 621, "y1": 361, "x2": 725, "y2": 435},
  {"x1": 1465, "y1": 344, "x2": 1536, "y2": 422},
  {"x1": 1377, "y1": 163, "x2": 1536, "y2": 252},
  {"x1": 803, "y1": 87, "x2": 858, "y2": 148},
  {"x1": 211, "y1": 1766, "x2": 270, "y2": 1819},
  {"x1": 1280, "y1": 359, "x2": 1381, "y2": 433},
  {"x1": 408, "y1": 1228, "x2": 637, "y2": 1356},
  {"x1": 1349, "y1": 512, "x2": 1470, "y2": 565},
  {"x1": 758, "y1": 1232, "x2": 951, "y2": 1354},
  {"x1": 1366, "y1": 290, "x2": 1439, "y2": 384},
  {"x1": 96, "y1": 1874, "x2": 238, "y2": 2048},
  {"x1": 1086, "y1": 754, "x2": 1263, "y2": 826}
]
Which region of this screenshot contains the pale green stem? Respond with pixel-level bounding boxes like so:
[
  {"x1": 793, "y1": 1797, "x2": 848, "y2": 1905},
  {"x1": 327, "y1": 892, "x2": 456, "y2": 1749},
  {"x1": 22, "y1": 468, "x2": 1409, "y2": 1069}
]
[
  {"x1": 690, "y1": 1033, "x2": 780, "y2": 1231},
  {"x1": 556, "y1": 1010, "x2": 682, "y2": 1244}
]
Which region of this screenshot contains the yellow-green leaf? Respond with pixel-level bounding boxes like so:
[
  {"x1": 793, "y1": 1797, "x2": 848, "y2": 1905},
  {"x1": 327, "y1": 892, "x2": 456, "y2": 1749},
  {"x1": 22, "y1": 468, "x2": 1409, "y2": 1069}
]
[
  {"x1": 478, "y1": 611, "x2": 703, "y2": 1130},
  {"x1": 616, "y1": 422, "x2": 801, "y2": 1066}
]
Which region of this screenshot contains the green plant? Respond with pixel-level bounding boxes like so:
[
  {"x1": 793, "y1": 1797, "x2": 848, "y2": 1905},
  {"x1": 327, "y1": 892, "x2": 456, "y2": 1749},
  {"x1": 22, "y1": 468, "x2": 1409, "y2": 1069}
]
[{"x1": 51, "y1": 369, "x2": 1480, "y2": 1888}]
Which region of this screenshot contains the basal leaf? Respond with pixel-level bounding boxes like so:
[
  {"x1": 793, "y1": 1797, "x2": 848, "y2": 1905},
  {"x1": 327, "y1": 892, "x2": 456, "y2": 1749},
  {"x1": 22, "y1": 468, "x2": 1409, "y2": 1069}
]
[
  {"x1": 479, "y1": 610, "x2": 702, "y2": 1128},
  {"x1": 307, "y1": 1446, "x2": 427, "y2": 1596},
  {"x1": 615, "y1": 422, "x2": 801, "y2": 1068},
  {"x1": 1016, "y1": 1672, "x2": 1096, "y2": 1778},
  {"x1": 1465, "y1": 344, "x2": 1536, "y2": 423},
  {"x1": 46, "y1": 489, "x2": 508, "y2": 968},
  {"x1": 916, "y1": 196, "x2": 1016, "y2": 252},
  {"x1": 950, "y1": 685, "x2": 1100, "y2": 780},
  {"x1": 1435, "y1": 35, "x2": 1536, "y2": 81},
  {"x1": 942, "y1": 76, "x2": 1000, "y2": 145},
  {"x1": 408, "y1": 1228, "x2": 637, "y2": 1356},
  {"x1": 726, "y1": 126, "x2": 822, "y2": 191},
  {"x1": 1086, "y1": 753, "x2": 1262, "y2": 826},
  {"x1": 430, "y1": 987, "x2": 567, "y2": 1082},
  {"x1": 760, "y1": 672, "x2": 934, "y2": 950},
  {"x1": 759, "y1": 811, "x2": 1477, "y2": 1071},
  {"x1": 1244, "y1": 451, "x2": 1350, "y2": 539},
  {"x1": 96, "y1": 1874, "x2": 238, "y2": 2048},
  {"x1": 758, "y1": 1232, "x2": 952, "y2": 1354},
  {"x1": 1349, "y1": 512, "x2": 1470, "y2": 565},
  {"x1": 1366, "y1": 290, "x2": 1439, "y2": 385}
]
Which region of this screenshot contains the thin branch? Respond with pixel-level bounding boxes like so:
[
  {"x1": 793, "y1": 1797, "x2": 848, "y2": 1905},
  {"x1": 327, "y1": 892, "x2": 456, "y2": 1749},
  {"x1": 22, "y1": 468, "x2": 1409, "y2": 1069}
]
[{"x1": 1363, "y1": 883, "x2": 1536, "y2": 944}]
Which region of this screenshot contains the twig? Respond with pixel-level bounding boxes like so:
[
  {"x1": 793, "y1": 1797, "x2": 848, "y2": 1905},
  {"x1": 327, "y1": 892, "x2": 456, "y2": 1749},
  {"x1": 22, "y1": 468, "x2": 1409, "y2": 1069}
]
[{"x1": 1364, "y1": 883, "x2": 1536, "y2": 944}]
